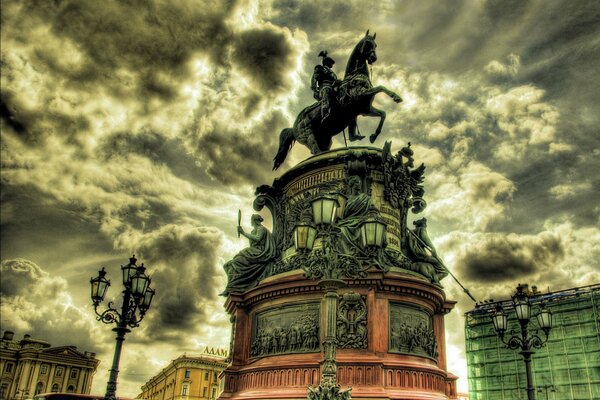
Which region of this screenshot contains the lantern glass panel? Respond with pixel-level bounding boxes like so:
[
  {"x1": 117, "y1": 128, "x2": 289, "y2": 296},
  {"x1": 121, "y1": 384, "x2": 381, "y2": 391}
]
[
  {"x1": 492, "y1": 312, "x2": 507, "y2": 333},
  {"x1": 294, "y1": 225, "x2": 316, "y2": 250},
  {"x1": 90, "y1": 272, "x2": 110, "y2": 302},
  {"x1": 536, "y1": 308, "x2": 552, "y2": 330},
  {"x1": 121, "y1": 263, "x2": 137, "y2": 286},
  {"x1": 360, "y1": 221, "x2": 387, "y2": 247},
  {"x1": 514, "y1": 299, "x2": 531, "y2": 321},
  {"x1": 375, "y1": 222, "x2": 386, "y2": 246},
  {"x1": 311, "y1": 197, "x2": 338, "y2": 225},
  {"x1": 140, "y1": 287, "x2": 155, "y2": 310},
  {"x1": 131, "y1": 273, "x2": 149, "y2": 297}
]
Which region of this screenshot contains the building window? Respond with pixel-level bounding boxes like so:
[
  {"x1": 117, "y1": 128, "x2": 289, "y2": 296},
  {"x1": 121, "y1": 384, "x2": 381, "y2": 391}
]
[
  {"x1": 204, "y1": 371, "x2": 209, "y2": 380},
  {"x1": 202, "y1": 387, "x2": 207, "y2": 397},
  {"x1": 184, "y1": 369, "x2": 190, "y2": 379},
  {"x1": 1, "y1": 384, "x2": 8, "y2": 399},
  {"x1": 182, "y1": 385, "x2": 188, "y2": 396},
  {"x1": 4, "y1": 363, "x2": 13, "y2": 373},
  {"x1": 40, "y1": 365, "x2": 48, "y2": 375},
  {"x1": 51, "y1": 384, "x2": 59, "y2": 393},
  {"x1": 70, "y1": 369, "x2": 79, "y2": 379},
  {"x1": 35, "y1": 383, "x2": 44, "y2": 395},
  {"x1": 56, "y1": 367, "x2": 64, "y2": 377}
]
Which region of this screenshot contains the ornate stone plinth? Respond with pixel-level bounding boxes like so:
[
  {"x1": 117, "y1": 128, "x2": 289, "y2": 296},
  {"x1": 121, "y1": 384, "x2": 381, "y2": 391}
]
[{"x1": 219, "y1": 147, "x2": 457, "y2": 399}]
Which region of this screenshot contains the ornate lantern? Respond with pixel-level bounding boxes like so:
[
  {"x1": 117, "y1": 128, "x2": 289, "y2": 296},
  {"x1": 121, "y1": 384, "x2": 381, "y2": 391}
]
[
  {"x1": 491, "y1": 304, "x2": 508, "y2": 336},
  {"x1": 536, "y1": 303, "x2": 552, "y2": 334},
  {"x1": 121, "y1": 255, "x2": 138, "y2": 286},
  {"x1": 311, "y1": 195, "x2": 339, "y2": 225},
  {"x1": 139, "y1": 287, "x2": 156, "y2": 311},
  {"x1": 359, "y1": 219, "x2": 387, "y2": 248},
  {"x1": 512, "y1": 285, "x2": 531, "y2": 322},
  {"x1": 90, "y1": 267, "x2": 110, "y2": 304},
  {"x1": 294, "y1": 223, "x2": 317, "y2": 251},
  {"x1": 130, "y1": 264, "x2": 150, "y2": 298}
]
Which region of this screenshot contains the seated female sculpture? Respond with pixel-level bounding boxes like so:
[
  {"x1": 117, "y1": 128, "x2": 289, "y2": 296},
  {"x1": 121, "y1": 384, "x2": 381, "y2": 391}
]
[
  {"x1": 407, "y1": 218, "x2": 448, "y2": 283},
  {"x1": 221, "y1": 214, "x2": 276, "y2": 295},
  {"x1": 337, "y1": 175, "x2": 378, "y2": 254}
]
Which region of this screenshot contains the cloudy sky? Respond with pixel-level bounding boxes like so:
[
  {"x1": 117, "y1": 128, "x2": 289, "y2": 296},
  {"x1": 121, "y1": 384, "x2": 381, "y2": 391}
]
[{"x1": 1, "y1": 0, "x2": 599, "y2": 396}]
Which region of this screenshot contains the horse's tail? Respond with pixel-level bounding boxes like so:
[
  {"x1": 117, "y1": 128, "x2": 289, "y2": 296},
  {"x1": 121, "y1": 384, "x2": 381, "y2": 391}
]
[{"x1": 273, "y1": 128, "x2": 295, "y2": 170}]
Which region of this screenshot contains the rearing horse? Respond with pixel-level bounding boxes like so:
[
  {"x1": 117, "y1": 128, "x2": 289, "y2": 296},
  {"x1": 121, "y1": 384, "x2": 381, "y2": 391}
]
[{"x1": 273, "y1": 31, "x2": 402, "y2": 170}]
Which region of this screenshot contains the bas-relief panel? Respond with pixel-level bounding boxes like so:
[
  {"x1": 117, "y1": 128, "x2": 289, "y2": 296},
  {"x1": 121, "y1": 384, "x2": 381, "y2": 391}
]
[
  {"x1": 251, "y1": 303, "x2": 321, "y2": 357},
  {"x1": 389, "y1": 303, "x2": 438, "y2": 360}
]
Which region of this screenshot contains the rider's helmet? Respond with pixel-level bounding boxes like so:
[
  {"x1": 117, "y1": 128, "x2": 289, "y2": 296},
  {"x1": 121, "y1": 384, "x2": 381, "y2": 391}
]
[{"x1": 318, "y1": 50, "x2": 335, "y2": 68}]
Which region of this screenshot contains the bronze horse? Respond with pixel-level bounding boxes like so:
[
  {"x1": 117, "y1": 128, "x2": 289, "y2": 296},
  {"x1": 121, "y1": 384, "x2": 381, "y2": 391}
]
[{"x1": 273, "y1": 31, "x2": 402, "y2": 170}]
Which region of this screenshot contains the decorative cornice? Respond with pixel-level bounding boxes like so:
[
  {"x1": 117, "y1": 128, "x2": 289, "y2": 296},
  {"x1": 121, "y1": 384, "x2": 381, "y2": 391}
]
[{"x1": 225, "y1": 269, "x2": 449, "y2": 313}]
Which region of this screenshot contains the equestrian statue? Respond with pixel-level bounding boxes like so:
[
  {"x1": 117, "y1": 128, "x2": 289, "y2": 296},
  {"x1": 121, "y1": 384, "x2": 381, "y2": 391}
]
[{"x1": 273, "y1": 30, "x2": 402, "y2": 170}]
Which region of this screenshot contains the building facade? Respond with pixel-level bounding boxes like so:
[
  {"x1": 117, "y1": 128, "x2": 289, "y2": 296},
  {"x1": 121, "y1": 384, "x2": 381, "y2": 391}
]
[
  {"x1": 138, "y1": 349, "x2": 228, "y2": 400},
  {"x1": 0, "y1": 331, "x2": 100, "y2": 400},
  {"x1": 465, "y1": 284, "x2": 600, "y2": 400}
]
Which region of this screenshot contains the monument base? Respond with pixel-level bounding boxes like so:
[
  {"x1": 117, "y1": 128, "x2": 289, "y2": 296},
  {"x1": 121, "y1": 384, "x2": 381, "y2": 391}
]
[{"x1": 220, "y1": 270, "x2": 457, "y2": 399}]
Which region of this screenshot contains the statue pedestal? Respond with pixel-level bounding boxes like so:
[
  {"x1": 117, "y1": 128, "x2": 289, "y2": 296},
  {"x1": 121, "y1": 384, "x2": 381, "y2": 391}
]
[
  {"x1": 220, "y1": 270, "x2": 456, "y2": 399},
  {"x1": 219, "y1": 147, "x2": 458, "y2": 399}
]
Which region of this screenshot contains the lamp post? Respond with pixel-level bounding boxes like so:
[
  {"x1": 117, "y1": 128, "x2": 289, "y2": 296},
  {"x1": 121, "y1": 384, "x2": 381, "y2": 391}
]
[
  {"x1": 298, "y1": 194, "x2": 387, "y2": 400},
  {"x1": 90, "y1": 255, "x2": 155, "y2": 400},
  {"x1": 491, "y1": 284, "x2": 553, "y2": 400}
]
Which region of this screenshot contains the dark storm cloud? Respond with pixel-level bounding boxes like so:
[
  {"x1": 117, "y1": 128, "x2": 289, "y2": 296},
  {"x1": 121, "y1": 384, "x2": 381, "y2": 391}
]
[
  {"x1": 12, "y1": 0, "x2": 236, "y2": 84},
  {"x1": 270, "y1": 0, "x2": 363, "y2": 32},
  {"x1": 232, "y1": 27, "x2": 296, "y2": 92},
  {"x1": 100, "y1": 129, "x2": 216, "y2": 186},
  {"x1": 129, "y1": 225, "x2": 224, "y2": 342},
  {"x1": 188, "y1": 108, "x2": 288, "y2": 186},
  {"x1": 0, "y1": 99, "x2": 27, "y2": 136},
  {"x1": 454, "y1": 232, "x2": 565, "y2": 282}
]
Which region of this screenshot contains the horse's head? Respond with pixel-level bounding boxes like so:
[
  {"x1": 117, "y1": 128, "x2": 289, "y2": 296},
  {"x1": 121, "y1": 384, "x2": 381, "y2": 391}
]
[
  {"x1": 345, "y1": 30, "x2": 378, "y2": 77},
  {"x1": 360, "y1": 30, "x2": 378, "y2": 65}
]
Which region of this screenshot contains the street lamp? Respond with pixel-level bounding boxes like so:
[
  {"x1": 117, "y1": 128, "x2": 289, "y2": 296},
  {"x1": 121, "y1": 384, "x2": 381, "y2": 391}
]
[
  {"x1": 299, "y1": 193, "x2": 388, "y2": 400},
  {"x1": 491, "y1": 284, "x2": 553, "y2": 400},
  {"x1": 91, "y1": 255, "x2": 155, "y2": 400}
]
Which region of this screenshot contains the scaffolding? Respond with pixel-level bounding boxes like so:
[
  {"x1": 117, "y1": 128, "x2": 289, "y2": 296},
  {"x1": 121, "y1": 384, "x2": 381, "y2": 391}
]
[{"x1": 465, "y1": 284, "x2": 600, "y2": 400}]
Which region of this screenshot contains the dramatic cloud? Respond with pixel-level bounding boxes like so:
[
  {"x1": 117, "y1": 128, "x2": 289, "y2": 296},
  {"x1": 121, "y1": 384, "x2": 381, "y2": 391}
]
[
  {"x1": 450, "y1": 231, "x2": 565, "y2": 282},
  {"x1": 0, "y1": 259, "x2": 108, "y2": 353}
]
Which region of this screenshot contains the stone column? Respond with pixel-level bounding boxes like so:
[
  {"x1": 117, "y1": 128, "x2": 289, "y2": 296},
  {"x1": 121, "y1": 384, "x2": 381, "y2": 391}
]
[{"x1": 307, "y1": 279, "x2": 351, "y2": 400}]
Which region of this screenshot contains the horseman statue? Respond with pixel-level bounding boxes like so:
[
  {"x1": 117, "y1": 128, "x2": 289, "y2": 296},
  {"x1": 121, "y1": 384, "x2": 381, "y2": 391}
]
[
  {"x1": 311, "y1": 50, "x2": 340, "y2": 122},
  {"x1": 273, "y1": 30, "x2": 402, "y2": 170}
]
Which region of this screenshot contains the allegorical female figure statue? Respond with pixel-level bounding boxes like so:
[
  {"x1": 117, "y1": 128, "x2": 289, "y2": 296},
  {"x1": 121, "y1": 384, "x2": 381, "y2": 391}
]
[
  {"x1": 221, "y1": 214, "x2": 276, "y2": 295},
  {"x1": 337, "y1": 175, "x2": 378, "y2": 254},
  {"x1": 407, "y1": 218, "x2": 448, "y2": 283}
]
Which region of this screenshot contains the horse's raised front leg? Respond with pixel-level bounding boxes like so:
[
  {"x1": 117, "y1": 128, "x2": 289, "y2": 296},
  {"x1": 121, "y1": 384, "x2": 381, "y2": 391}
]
[
  {"x1": 364, "y1": 85, "x2": 402, "y2": 103},
  {"x1": 348, "y1": 118, "x2": 364, "y2": 141},
  {"x1": 361, "y1": 106, "x2": 386, "y2": 143}
]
